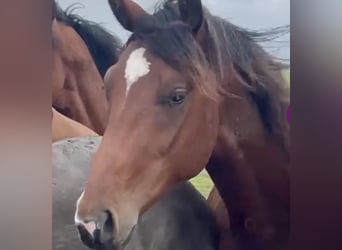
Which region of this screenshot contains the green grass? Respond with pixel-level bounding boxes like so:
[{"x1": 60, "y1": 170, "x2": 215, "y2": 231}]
[
  {"x1": 282, "y1": 69, "x2": 290, "y2": 90},
  {"x1": 283, "y1": 70, "x2": 290, "y2": 84},
  {"x1": 190, "y1": 172, "x2": 214, "y2": 198}
]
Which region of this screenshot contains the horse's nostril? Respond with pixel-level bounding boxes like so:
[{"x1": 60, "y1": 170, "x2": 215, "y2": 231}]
[
  {"x1": 94, "y1": 211, "x2": 115, "y2": 245},
  {"x1": 77, "y1": 224, "x2": 96, "y2": 249},
  {"x1": 76, "y1": 211, "x2": 115, "y2": 249}
]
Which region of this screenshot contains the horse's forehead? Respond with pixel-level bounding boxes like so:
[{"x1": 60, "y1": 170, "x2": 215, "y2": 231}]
[{"x1": 124, "y1": 47, "x2": 152, "y2": 95}]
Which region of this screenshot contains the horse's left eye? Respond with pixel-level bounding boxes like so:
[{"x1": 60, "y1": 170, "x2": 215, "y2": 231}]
[{"x1": 169, "y1": 88, "x2": 187, "y2": 105}]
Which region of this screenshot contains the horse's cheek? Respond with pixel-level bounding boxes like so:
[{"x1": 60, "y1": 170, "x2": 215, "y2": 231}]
[{"x1": 203, "y1": 101, "x2": 220, "y2": 149}]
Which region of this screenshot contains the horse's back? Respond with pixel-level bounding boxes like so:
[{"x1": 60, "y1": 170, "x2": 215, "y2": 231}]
[
  {"x1": 53, "y1": 137, "x2": 98, "y2": 250},
  {"x1": 128, "y1": 182, "x2": 218, "y2": 250},
  {"x1": 53, "y1": 137, "x2": 218, "y2": 250}
]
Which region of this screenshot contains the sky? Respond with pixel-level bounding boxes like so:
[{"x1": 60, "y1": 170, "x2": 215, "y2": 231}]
[{"x1": 56, "y1": 0, "x2": 290, "y2": 60}]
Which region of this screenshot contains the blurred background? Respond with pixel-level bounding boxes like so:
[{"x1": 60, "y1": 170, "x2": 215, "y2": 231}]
[{"x1": 56, "y1": 0, "x2": 290, "y2": 61}]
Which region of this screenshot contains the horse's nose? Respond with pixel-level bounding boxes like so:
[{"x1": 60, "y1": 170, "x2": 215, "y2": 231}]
[
  {"x1": 76, "y1": 211, "x2": 115, "y2": 249},
  {"x1": 75, "y1": 190, "x2": 139, "y2": 247}
]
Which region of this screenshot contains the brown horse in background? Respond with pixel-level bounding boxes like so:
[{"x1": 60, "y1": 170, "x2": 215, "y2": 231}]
[
  {"x1": 75, "y1": 0, "x2": 290, "y2": 250},
  {"x1": 52, "y1": 107, "x2": 98, "y2": 142},
  {"x1": 52, "y1": 2, "x2": 122, "y2": 134}
]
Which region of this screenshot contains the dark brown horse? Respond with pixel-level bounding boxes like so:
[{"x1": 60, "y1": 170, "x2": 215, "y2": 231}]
[
  {"x1": 52, "y1": 2, "x2": 122, "y2": 134},
  {"x1": 75, "y1": 0, "x2": 290, "y2": 249}
]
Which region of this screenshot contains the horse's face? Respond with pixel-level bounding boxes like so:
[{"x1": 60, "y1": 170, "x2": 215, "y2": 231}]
[
  {"x1": 74, "y1": 0, "x2": 219, "y2": 246},
  {"x1": 51, "y1": 12, "x2": 108, "y2": 133}
]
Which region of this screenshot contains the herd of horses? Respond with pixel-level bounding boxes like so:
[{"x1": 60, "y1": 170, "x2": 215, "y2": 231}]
[{"x1": 52, "y1": 1, "x2": 290, "y2": 250}]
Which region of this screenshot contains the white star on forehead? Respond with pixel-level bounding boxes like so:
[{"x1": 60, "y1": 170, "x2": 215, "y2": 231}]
[{"x1": 124, "y1": 47, "x2": 151, "y2": 95}]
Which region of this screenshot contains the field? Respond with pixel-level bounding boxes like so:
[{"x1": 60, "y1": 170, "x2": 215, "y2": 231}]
[
  {"x1": 283, "y1": 70, "x2": 290, "y2": 84},
  {"x1": 190, "y1": 171, "x2": 214, "y2": 198},
  {"x1": 190, "y1": 69, "x2": 290, "y2": 198},
  {"x1": 283, "y1": 69, "x2": 291, "y2": 91}
]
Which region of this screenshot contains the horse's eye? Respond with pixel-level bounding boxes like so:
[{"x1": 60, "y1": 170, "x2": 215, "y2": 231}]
[{"x1": 169, "y1": 88, "x2": 187, "y2": 105}]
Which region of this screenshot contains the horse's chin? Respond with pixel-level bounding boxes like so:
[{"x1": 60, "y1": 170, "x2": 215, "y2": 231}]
[
  {"x1": 115, "y1": 223, "x2": 137, "y2": 250},
  {"x1": 77, "y1": 224, "x2": 115, "y2": 250},
  {"x1": 77, "y1": 219, "x2": 137, "y2": 250}
]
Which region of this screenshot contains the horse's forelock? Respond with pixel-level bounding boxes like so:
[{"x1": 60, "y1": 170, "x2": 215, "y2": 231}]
[{"x1": 127, "y1": 0, "x2": 289, "y2": 146}]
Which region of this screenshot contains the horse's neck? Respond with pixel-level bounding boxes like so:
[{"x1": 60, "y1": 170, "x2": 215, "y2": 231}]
[
  {"x1": 57, "y1": 63, "x2": 108, "y2": 134},
  {"x1": 59, "y1": 45, "x2": 108, "y2": 134},
  {"x1": 54, "y1": 22, "x2": 109, "y2": 134},
  {"x1": 206, "y1": 93, "x2": 289, "y2": 249}
]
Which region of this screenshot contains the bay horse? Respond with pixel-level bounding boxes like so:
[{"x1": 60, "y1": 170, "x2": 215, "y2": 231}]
[
  {"x1": 52, "y1": 107, "x2": 98, "y2": 142},
  {"x1": 53, "y1": 137, "x2": 218, "y2": 250},
  {"x1": 52, "y1": 2, "x2": 122, "y2": 134},
  {"x1": 75, "y1": 0, "x2": 290, "y2": 249}
]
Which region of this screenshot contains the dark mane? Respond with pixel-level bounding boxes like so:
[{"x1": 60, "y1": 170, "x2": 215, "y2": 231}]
[
  {"x1": 53, "y1": 2, "x2": 122, "y2": 78},
  {"x1": 128, "y1": 0, "x2": 290, "y2": 151}
]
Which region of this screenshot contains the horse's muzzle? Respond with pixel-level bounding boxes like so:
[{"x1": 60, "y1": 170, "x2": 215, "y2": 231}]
[{"x1": 76, "y1": 211, "x2": 115, "y2": 250}]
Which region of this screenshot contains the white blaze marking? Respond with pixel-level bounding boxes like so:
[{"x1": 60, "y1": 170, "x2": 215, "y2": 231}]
[
  {"x1": 74, "y1": 191, "x2": 84, "y2": 224},
  {"x1": 124, "y1": 47, "x2": 151, "y2": 95},
  {"x1": 74, "y1": 191, "x2": 96, "y2": 235}
]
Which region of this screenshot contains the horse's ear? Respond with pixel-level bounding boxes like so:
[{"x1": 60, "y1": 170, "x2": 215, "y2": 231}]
[
  {"x1": 178, "y1": 0, "x2": 204, "y2": 35},
  {"x1": 108, "y1": 0, "x2": 150, "y2": 32}
]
